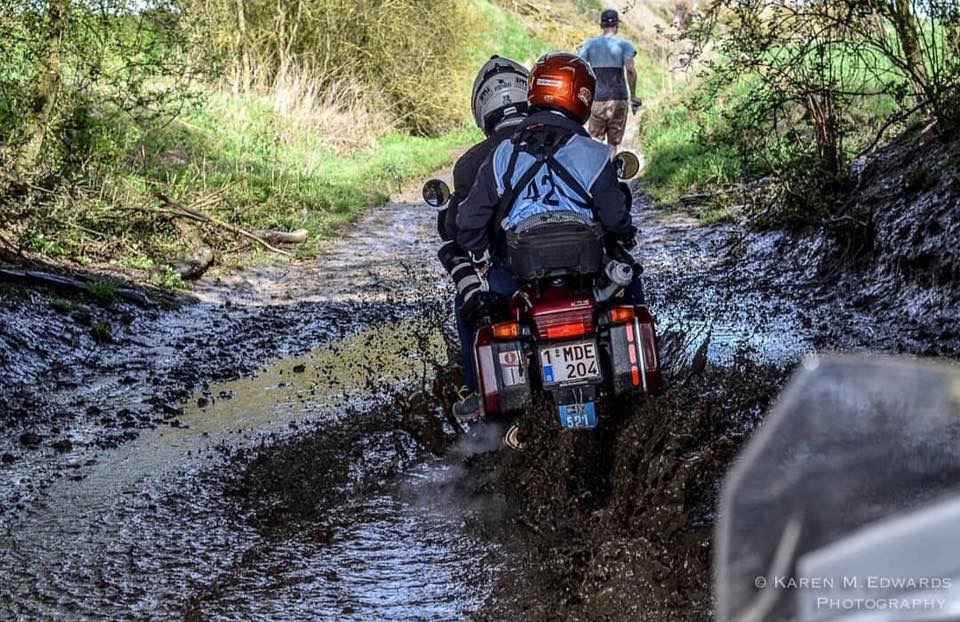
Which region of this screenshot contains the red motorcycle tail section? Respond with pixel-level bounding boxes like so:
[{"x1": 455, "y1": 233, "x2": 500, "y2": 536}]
[
  {"x1": 608, "y1": 305, "x2": 663, "y2": 395},
  {"x1": 474, "y1": 326, "x2": 532, "y2": 416},
  {"x1": 529, "y1": 289, "x2": 596, "y2": 340}
]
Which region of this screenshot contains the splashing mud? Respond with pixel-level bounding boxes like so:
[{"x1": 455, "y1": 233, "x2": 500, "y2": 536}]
[{"x1": 0, "y1": 182, "x2": 849, "y2": 620}]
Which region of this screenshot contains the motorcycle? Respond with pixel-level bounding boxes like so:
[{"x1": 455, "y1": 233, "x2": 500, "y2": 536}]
[{"x1": 423, "y1": 151, "x2": 663, "y2": 430}]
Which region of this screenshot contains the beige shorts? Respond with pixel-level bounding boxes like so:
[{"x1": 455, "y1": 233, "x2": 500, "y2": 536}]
[{"x1": 588, "y1": 100, "x2": 629, "y2": 145}]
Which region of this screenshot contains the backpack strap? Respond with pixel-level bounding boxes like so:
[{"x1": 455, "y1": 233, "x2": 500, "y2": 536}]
[
  {"x1": 494, "y1": 124, "x2": 580, "y2": 227},
  {"x1": 544, "y1": 154, "x2": 593, "y2": 210}
]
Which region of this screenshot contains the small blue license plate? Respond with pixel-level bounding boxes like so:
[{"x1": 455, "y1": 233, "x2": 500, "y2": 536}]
[{"x1": 557, "y1": 402, "x2": 597, "y2": 429}]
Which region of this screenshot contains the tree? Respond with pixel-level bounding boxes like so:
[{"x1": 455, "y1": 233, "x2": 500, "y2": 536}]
[
  {"x1": 18, "y1": 0, "x2": 69, "y2": 174},
  {"x1": 689, "y1": 0, "x2": 959, "y2": 212},
  {"x1": 1, "y1": 0, "x2": 201, "y2": 181}
]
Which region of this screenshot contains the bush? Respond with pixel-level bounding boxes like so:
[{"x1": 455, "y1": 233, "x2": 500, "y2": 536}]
[
  {"x1": 0, "y1": 1, "x2": 201, "y2": 178},
  {"x1": 662, "y1": 0, "x2": 960, "y2": 219},
  {"x1": 183, "y1": 0, "x2": 481, "y2": 134}
]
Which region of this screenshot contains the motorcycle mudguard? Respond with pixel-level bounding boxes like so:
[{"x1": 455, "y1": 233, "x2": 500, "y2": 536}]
[
  {"x1": 609, "y1": 305, "x2": 663, "y2": 395},
  {"x1": 474, "y1": 327, "x2": 531, "y2": 416}
]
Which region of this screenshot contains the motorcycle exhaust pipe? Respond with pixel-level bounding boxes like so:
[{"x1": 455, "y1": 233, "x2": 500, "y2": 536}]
[{"x1": 593, "y1": 260, "x2": 634, "y2": 303}]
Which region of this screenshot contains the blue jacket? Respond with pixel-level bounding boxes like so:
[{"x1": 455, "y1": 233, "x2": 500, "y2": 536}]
[{"x1": 456, "y1": 111, "x2": 634, "y2": 255}]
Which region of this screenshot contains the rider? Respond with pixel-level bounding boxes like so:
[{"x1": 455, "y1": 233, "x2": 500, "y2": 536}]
[
  {"x1": 456, "y1": 52, "x2": 642, "y2": 298},
  {"x1": 436, "y1": 56, "x2": 530, "y2": 420}
]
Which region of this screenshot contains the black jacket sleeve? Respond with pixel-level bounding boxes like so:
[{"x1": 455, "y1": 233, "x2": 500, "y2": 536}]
[
  {"x1": 455, "y1": 150, "x2": 503, "y2": 254},
  {"x1": 441, "y1": 139, "x2": 493, "y2": 242},
  {"x1": 589, "y1": 161, "x2": 636, "y2": 241}
]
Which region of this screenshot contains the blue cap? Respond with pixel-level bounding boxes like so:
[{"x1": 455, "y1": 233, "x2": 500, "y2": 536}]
[{"x1": 600, "y1": 8, "x2": 619, "y2": 26}]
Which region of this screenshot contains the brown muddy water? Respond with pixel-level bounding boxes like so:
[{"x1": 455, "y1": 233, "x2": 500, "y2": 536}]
[{"x1": 0, "y1": 191, "x2": 811, "y2": 619}]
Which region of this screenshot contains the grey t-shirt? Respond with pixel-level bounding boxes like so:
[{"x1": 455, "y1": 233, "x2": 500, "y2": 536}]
[{"x1": 578, "y1": 34, "x2": 637, "y2": 101}]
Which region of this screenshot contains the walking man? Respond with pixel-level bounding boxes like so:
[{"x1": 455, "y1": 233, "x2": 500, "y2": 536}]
[{"x1": 577, "y1": 8, "x2": 642, "y2": 157}]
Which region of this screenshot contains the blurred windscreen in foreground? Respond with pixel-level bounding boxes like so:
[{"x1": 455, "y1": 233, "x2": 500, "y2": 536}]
[{"x1": 717, "y1": 356, "x2": 960, "y2": 622}]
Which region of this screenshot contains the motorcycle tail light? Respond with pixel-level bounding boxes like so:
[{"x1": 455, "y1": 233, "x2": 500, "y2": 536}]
[
  {"x1": 533, "y1": 308, "x2": 593, "y2": 340},
  {"x1": 544, "y1": 321, "x2": 590, "y2": 340},
  {"x1": 492, "y1": 321, "x2": 520, "y2": 339},
  {"x1": 608, "y1": 306, "x2": 635, "y2": 323}
]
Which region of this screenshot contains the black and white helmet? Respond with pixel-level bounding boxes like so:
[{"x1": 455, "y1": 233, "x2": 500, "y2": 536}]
[{"x1": 470, "y1": 56, "x2": 529, "y2": 136}]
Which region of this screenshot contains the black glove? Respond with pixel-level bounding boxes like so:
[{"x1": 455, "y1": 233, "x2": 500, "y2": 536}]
[
  {"x1": 461, "y1": 291, "x2": 505, "y2": 329},
  {"x1": 606, "y1": 226, "x2": 637, "y2": 251},
  {"x1": 630, "y1": 97, "x2": 642, "y2": 115},
  {"x1": 468, "y1": 249, "x2": 491, "y2": 278}
]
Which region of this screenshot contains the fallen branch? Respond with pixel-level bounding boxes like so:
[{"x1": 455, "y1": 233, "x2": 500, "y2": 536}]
[
  {"x1": 856, "y1": 101, "x2": 927, "y2": 158},
  {"x1": 153, "y1": 194, "x2": 293, "y2": 257},
  {"x1": 0, "y1": 267, "x2": 153, "y2": 306},
  {"x1": 253, "y1": 228, "x2": 309, "y2": 245}
]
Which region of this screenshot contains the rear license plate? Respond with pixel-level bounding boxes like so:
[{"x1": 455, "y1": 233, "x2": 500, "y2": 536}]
[
  {"x1": 539, "y1": 340, "x2": 600, "y2": 386},
  {"x1": 558, "y1": 402, "x2": 597, "y2": 429}
]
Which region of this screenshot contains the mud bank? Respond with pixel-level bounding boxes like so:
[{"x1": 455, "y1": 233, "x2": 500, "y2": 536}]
[{"x1": 729, "y1": 130, "x2": 960, "y2": 358}]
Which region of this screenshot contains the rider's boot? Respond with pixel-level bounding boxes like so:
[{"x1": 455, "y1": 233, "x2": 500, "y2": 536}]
[{"x1": 453, "y1": 388, "x2": 483, "y2": 422}]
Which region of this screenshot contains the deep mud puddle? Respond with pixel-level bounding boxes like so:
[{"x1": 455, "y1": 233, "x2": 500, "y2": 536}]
[{"x1": 0, "y1": 314, "x2": 500, "y2": 619}]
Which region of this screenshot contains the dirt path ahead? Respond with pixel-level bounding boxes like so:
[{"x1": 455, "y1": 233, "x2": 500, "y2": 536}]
[{"x1": 0, "y1": 171, "x2": 814, "y2": 619}]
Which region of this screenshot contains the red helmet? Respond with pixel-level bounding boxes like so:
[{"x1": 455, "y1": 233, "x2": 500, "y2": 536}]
[{"x1": 528, "y1": 52, "x2": 597, "y2": 123}]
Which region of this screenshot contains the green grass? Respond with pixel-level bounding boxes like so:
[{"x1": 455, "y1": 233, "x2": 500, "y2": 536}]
[
  {"x1": 155, "y1": 266, "x2": 188, "y2": 289},
  {"x1": 18, "y1": 231, "x2": 65, "y2": 257},
  {"x1": 641, "y1": 91, "x2": 741, "y2": 205},
  {"x1": 84, "y1": 278, "x2": 120, "y2": 303},
  {"x1": 50, "y1": 298, "x2": 81, "y2": 314},
  {"x1": 116, "y1": 255, "x2": 155, "y2": 270},
  {"x1": 125, "y1": 92, "x2": 479, "y2": 258},
  {"x1": 471, "y1": 0, "x2": 553, "y2": 65}
]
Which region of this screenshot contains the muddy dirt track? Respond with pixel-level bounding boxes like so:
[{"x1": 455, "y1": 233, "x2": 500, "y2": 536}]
[{"x1": 2, "y1": 130, "x2": 957, "y2": 620}]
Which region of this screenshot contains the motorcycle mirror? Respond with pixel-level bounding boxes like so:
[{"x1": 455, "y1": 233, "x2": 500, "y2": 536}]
[
  {"x1": 613, "y1": 151, "x2": 641, "y2": 180},
  {"x1": 421, "y1": 179, "x2": 451, "y2": 207}
]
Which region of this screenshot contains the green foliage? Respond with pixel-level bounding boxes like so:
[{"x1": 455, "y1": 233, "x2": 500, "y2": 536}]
[
  {"x1": 117, "y1": 256, "x2": 155, "y2": 270},
  {"x1": 0, "y1": 1, "x2": 202, "y2": 177},
  {"x1": 84, "y1": 278, "x2": 119, "y2": 303},
  {"x1": 50, "y1": 298, "x2": 80, "y2": 313},
  {"x1": 644, "y1": 0, "x2": 959, "y2": 218},
  {"x1": 155, "y1": 266, "x2": 188, "y2": 290},
  {"x1": 18, "y1": 230, "x2": 65, "y2": 256},
  {"x1": 90, "y1": 320, "x2": 112, "y2": 343}
]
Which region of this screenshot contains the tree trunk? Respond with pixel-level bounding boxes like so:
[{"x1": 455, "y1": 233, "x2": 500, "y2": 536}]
[
  {"x1": 233, "y1": 0, "x2": 251, "y2": 92},
  {"x1": 889, "y1": 0, "x2": 930, "y2": 101},
  {"x1": 18, "y1": 0, "x2": 69, "y2": 175}
]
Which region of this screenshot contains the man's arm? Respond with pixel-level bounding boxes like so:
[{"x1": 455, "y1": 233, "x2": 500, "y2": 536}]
[
  {"x1": 456, "y1": 150, "x2": 502, "y2": 254},
  {"x1": 623, "y1": 41, "x2": 641, "y2": 112},
  {"x1": 625, "y1": 56, "x2": 638, "y2": 102},
  {"x1": 441, "y1": 144, "x2": 484, "y2": 241}
]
